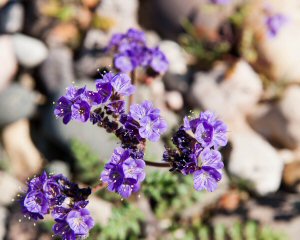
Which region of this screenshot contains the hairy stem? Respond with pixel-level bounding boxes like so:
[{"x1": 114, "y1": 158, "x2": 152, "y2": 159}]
[
  {"x1": 92, "y1": 181, "x2": 108, "y2": 193},
  {"x1": 128, "y1": 70, "x2": 136, "y2": 112},
  {"x1": 144, "y1": 160, "x2": 170, "y2": 168}
]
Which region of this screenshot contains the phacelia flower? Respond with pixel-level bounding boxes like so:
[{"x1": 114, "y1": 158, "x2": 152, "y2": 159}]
[
  {"x1": 129, "y1": 100, "x2": 167, "y2": 142},
  {"x1": 96, "y1": 72, "x2": 135, "y2": 97},
  {"x1": 164, "y1": 111, "x2": 228, "y2": 192},
  {"x1": 265, "y1": 13, "x2": 288, "y2": 37},
  {"x1": 101, "y1": 147, "x2": 146, "y2": 198},
  {"x1": 54, "y1": 86, "x2": 92, "y2": 124},
  {"x1": 184, "y1": 111, "x2": 227, "y2": 149},
  {"x1": 21, "y1": 172, "x2": 93, "y2": 239},
  {"x1": 107, "y1": 28, "x2": 169, "y2": 75}
]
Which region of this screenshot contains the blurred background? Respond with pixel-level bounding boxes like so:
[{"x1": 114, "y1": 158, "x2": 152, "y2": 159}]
[{"x1": 0, "y1": 0, "x2": 300, "y2": 239}]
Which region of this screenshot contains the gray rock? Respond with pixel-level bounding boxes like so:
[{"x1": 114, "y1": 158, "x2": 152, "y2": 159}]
[
  {"x1": 0, "y1": 84, "x2": 36, "y2": 127},
  {"x1": 46, "y1": 160, "x2": 71, "y2": 179},
  {"x1": 75, "y1": 53, "x2": 111, "y2": 78},
  {"x1": 83, "y1": 29, "x2": 110, "y2": 50},
  {"x1": 163, "y1": 72, "x2": 189, "y2": 94},
  {"x1": 249, "y1": 86, "x2": 300, "y2": 149},
  {"x1": 190, "y1": 60, "x2": 263, "y2": 121},
  {"x1": 228, "y1": 120, "x2": 284, "y2": 195},
  {"x1": 12, "y1": 34, "x2": 48, "y2": 68},
  {"x1": 39, "y1": 47, "x2": 74, "y2": 96},
  {"x1": 0, "y1": 2, "x2": 24, "y2": 33},
  {"x1": 0, "y1": 207, "x2": 7, "y2": 240},
  {"x1": 0, "y1": 35, "x2": 17, "y2": 92}
]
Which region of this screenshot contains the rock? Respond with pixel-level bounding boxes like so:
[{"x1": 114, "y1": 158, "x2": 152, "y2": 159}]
[
  {"x1": 87, "y1": 196, "x2": 112, "y2": 225},
  {"x1": 249, "y1": 86, "x2": 300, "y2": 149},
  {"x1": 7, "y1": 207, "x2": 38, "y2": 240},
  {"x1": 163, "y1": 72, "x2": 190, "y2": 94},
  {"x1": 243, "y1": 0, "x2": 300, "y2": 83},
  {"x1": 0, "y1": 207, "x2": 7, "y2": 239},
  {"x1": 190, "y1": 60, "x2": 263, "y2": 121},
  {"x1": 165, "y1": 91, "x2": 183, "y2": 111},
  {"x1": 0, "y1": 171, "x2": 23, "y2": 205},
  {"x1": 96, "y1": 0, "x2": 139, "y2": 32},
  {"x1": 12, "y1": 34, "x2": 48, "y2": 68},
  {"x1": 75, "y1": 53, "x2": 112, "y2": 78},
  {"x1": 83, "y1": 29, "x2": 110, "y2": 50},
  {"x1": 46, "y1": 160, "x2": 71, "y2": 179},
  {"x1": 0, "y1": 2, "x2": 24, "y2": 33},
  {"x1": 39, "y1": 47, "x2": 74, "y2": 96},
  {"x1": 228, "y1": 120, "x2": 284, "y2": 195},
  {"x1": 0, "y1": 84, "x2": 36, "y2": 127},
  {"x1": 46, "y1": 23, "x2": 80, "y2": 47},
  {"x1": 159, "y1": 41, "x2": 188, "y2": 75},
  {"x1": 2, "y1": 119, "x2": 43, "y2": 181},
  {"x1": 283, "y1": 161, "x2": 300, "y2": 192},
  {"x1": 0, "y1": 35, "x2": 17, "y2": 92}
]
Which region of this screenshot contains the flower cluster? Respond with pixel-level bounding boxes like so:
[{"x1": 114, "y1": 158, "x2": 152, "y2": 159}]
[
  {"x1": 21, "y1": 172, "x2": 94, "y2": 239},
  {"x1": 54, "y1": 71, "x2": 167, "y2": 198},
  {"x1": 265, "y1": 13, "x2": 288, "y2": 38},
  {"x1": 101, "y1": 147, "x2": 145, "y2": 198},
  {"x1": 54, "y1": 72, "x2": 135, "y2": 124},
  {"x1": 163, "y1": 111, "x2": 228, "y2": 192},
  {"x1": 107, "y1": 28, "x2": 169, "y2": 75}
]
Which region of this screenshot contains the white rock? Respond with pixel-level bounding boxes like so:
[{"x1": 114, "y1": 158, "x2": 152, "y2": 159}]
[
  {"x1": 159, "y1": 41, "x2": 188, "y2": 75},
  {"x1": 87, "y1": 196, "x2": 112, "y2": 226},
  {"x1": 191, "y1": 60, "x2": 263, "y2": 121},
  {"x1": 245, "y1": 0, "x2": 300, "y2": 83},
  {"x1": 12, "y1": 34, "x2": 48, "y2": 68},
  {"x1": 165, "y1": 91, "x2": 183, "y2": 111},
  {"x1": 0, "y1": 35, "x2": 17, "y2": 92},
  {"x1": 0, "y1": 3, "x2": 24, "y2": 33},
  {"x1": 249, "y1": 86, "x2": 300, "y2": 149},
  {"x1": 96, "y1": 0, "x2": 139, "y2": 33},
  {"x1": 0, "y1": 171, "x2": 23, "y2": 205},
  {"x1": 228, "y1": 121, "x2": 284, "y2": 195},
  {"x1": 2, "y1": 119, "x2": 43, "y2": 180}
]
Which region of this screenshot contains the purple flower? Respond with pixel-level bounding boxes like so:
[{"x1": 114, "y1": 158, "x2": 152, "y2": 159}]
[
  {"x1": 194, "y1": 166, "x2": 222, "y2": 192},
  {"x1": 71, "y1": 100, "x2": 91, "y2": 122},
  {"x1": 185, "y1": 111, "x2": 228, "y2": 149},
  {"x1": 101, "y1": 147, "x2": 145, "y2": 198},
  {"x1": 265, "y1": 13, "x2": 288, "y2": 37},
  {"x1": 129, "y1": 101, "x2": 167, "y2": 142},
  {"x1": 148, "y1": 48, "x2": 169, "y2": 74},
  {"x1": 107, "y1": 28, "x2": 169, "y2": 74},
  {"x1": 66, "y1": 209, "x2": 94, "y2": 235},
  {"x1": 54, "y1": 97, "x2": 73, "y2": 124},
  {"x1": 53, "y1": 221, "x2": 76, "y2": 240},
  {"x1": 209, "y1": 0, "x2": 231, "y2": 5},
  {"x1": 96, "y1": 72, "x2": 135, "y2": 97},
  {"x1": 23, "y1": 191, "x2": 49, "y2": 219},
  {"x1": 54, "y1": 86, "x2": 92, "y2": 124},
  {"x1": 95, "y1": 82, "x2": 113, "y2": 104},
  {"x1": 106, "y1": 100, "x2": 125, "y2": 115},
  {"x1": 111, "y1": 73, "x2": 136, "y2": 96},
  {"x1": 114, "y1": 52, "x2": 135, "y2": 73}
]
